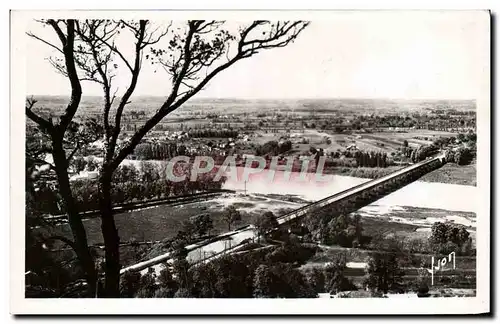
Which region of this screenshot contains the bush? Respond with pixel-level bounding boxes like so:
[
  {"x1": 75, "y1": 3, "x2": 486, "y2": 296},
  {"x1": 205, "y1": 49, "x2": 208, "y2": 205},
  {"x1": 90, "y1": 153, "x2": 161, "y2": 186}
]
[
  {"x1": 454, "y1": 147, "x2": 473, "y2": 165},
  {"x1": 135, "y1": 270, "x2": 158, "y2": 298},
  {"x1": 154, "y1": 287, "x2": 173, "y2": 298},
  {"x1": 417, "y1": 283, "x2": 431, "y2": 298},
  {"x1": 255, "y1": 140, "x2": 292, "y2": 156},
  {"x1": 119, "y1": 271, "x2": 142, "y2": 298},
  {"x1": 305, "y1": 268, "x2": 326, "y2": 294},
  {"x1": 325, "y1": 258, "x2": 356, "y2": 294},
  {"x1": 363, "y1": 253, "x2": 404, "y2": 294},
  {"x1": 253, "y1": 211, "x2": 279, "y2": 240},
  {"x1": 433, "y1": 241, "x2": 459, "y2": 255},
  {"x1": 174, "y1": 288, "x2": 192, "y2": 298},
  {"x1": 430, "y1": 222, "x2": 472, "y2": 255},
  {"x1": 253, "y1": 263, "x2": 316, "y2": 298},
  {"x1": 265, "y1": 243, "x2": 318, "y2": 265}
]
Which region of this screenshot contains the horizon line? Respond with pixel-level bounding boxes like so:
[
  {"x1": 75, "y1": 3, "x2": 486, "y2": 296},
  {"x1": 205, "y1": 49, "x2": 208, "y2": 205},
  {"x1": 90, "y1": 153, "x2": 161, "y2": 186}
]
[{"x1": 27, "y1": 94, "x2": 477, "y2": 102}]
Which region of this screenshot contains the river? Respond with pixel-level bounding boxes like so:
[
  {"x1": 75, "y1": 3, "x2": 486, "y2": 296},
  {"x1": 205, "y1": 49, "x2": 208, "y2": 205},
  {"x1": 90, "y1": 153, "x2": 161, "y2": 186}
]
[
  {"x1": 136, "y1": 165, "x2": 477, "y2": 274},
  {"x1": 221, "y1": 166, "x2": 477, "y2": 213}
]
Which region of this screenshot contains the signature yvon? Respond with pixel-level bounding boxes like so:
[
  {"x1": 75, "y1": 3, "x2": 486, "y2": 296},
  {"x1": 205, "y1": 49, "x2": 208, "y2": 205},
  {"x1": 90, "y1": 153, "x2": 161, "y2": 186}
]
[{"x1": 427, "y1": 252, "x2": 456, "y2": 286}]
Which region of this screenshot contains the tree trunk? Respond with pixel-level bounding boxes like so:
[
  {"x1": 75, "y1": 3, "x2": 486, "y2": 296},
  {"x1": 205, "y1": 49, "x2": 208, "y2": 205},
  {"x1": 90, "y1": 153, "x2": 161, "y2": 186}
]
[
  {"x1": 98, "y1": 171, "x2": 121, "y2": 297},
  {"x1": 51, "y1": 136, "x2": 97, "y2": 297}
]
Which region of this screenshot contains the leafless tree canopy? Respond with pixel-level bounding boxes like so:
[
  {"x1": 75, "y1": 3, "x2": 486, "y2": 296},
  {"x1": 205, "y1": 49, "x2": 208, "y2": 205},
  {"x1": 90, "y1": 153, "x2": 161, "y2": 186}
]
[
  {"x1": 27, "y1": 19, "x2": 309, "y2": 170},
  {"x1": 25, "y1": 18, "x2": 308, "y2": 297}
]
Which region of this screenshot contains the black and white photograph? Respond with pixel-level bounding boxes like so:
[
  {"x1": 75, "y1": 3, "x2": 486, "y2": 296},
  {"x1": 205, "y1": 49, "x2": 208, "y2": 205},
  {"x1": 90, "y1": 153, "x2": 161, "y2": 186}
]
[{"x1": 9, "y1": 9, "x2": 491, "y2": 315}]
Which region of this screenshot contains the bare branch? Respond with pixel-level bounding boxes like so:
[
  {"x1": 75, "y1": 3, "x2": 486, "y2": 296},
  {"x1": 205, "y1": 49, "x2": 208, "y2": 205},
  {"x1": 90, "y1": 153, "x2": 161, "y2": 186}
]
[
  {"x1": 46, "y1": 56, "x2": 68, "y2": 77},
  {"x1": 120, "y1": 20, "x2": 141, "y2": 35},
  {"x1": 140, "y1": 21, "x2": 172, "y2": 49},
  {"x1": 47, "y1": 19, "x2": 67, "y2": 45},
  {"x1": 110, "y1": 21, "x2": 309, "y2": 170},
  {"x1": 25, "y1": 98, "x2": 53, "y2": 131},
  {"x1": 26, "y1": 32, "x2": 63, "y2": 54},
  {"x1": 107, "y1": 20, "x2": 308, "y2": 173},
  {"x1": 106, "y1": 20, "x2": 147, "y2": 164},
  {"x1": 110, "y1": 87, "x2": 119, "y2": 106},
  {"x1": 47, "y1": 19, "x2": 83, "y2": 133},
  {"x1": 196, "y1": 21, "x2": 225, "y2": 34},
  {"x1": 96, "y1": 37, "x2": 134, "y2": 73}
]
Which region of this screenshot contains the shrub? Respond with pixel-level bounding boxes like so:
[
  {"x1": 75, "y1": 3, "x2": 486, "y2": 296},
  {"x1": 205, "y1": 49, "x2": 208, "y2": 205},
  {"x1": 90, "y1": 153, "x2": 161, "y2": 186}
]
[
  {"x1": 253, "y1": 211, "x2": 279, "y2": 240},
  {"x1": 363, "y1": 253, "x2": 404, "y2": 294},
  {"x1": 253, "y1": 263, "x2": 316, "y2": 298},
  {"x1": 265, "y1": 243, "x2": 317, "y2": 265},
  {"x1": 305, "y1": 268, "x2": 326, "y2": 294},
  {"x1": 325, "y1": 258, "x2": 356, "y2": 294},
  {"x1": 417, "y1": 283, "x2": 431, "y2": 298},
  {"x1": 454, "y1": 147, "x2": 473, "y2": 165},
  {"x1": 430, "y1": 222, "x2": 472, "y2": 255},
  {"x1": 174, "y1": 288, "x2": 192, "y2": 298},
  {"x1": 119, "y1": 271, "x2": 142, "y2": 298}
]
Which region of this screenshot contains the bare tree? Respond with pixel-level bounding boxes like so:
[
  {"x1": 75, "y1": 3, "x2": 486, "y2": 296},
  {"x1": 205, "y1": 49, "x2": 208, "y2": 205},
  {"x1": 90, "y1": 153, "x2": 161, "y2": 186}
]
[{"x1": 27, "y1": 19, "x2": 309, "y2": 297}]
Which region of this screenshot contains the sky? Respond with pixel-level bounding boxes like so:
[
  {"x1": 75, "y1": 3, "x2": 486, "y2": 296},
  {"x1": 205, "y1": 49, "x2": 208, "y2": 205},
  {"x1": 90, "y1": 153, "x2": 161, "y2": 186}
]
[{"x1": 24, "y1": 11, "x2": 488, "y2": 100}]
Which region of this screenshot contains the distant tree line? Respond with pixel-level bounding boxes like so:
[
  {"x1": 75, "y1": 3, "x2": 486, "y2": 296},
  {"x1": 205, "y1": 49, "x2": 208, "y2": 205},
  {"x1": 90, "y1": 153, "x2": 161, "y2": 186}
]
[
  {"x1": 255, "y1": 140, "x2": 293, "y2": 156},
  {"x1": 410, "y1": 144, "x2": 440, "y2": 163},
  {"x1": 410, "y1": 131, "x2": 476, "y2": 164},
  {"x1": 189, "y1": 129, "x2": 239, "y2": 138},
  {"x1": 31, "y1": 161, "x2": 226, "y2": 215},
  {"x1": 119, "y1": 240, "x2": 340, "y2": 298},
  {"x1": 133, "y1": 142, "x2": 187, "y2": 160},
  {"x1": 353, "y1": 151, "x2": 389, "y2": 168}
]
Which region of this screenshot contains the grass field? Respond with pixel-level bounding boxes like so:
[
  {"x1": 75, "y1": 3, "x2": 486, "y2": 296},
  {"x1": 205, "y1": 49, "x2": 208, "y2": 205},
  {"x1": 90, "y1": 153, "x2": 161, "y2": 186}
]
[
  {"x1": 253, "y1": 129, "x2": 461, "y2": 157},
  {"x1": 53, "y1": 193, "x2": 299, "y2": 246},
  {"x1": 55, "y1": 199, "x2": 237, "y2": 245},
  {"x1": 419, "y1": 161, "x2": 477, "y2": 186}
]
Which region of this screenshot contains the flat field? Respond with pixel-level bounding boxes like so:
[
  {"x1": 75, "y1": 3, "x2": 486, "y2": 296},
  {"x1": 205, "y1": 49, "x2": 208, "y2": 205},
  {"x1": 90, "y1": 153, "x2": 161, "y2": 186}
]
[{"x1": 419, "y1": 161, "x2": 477, "y2": 186}]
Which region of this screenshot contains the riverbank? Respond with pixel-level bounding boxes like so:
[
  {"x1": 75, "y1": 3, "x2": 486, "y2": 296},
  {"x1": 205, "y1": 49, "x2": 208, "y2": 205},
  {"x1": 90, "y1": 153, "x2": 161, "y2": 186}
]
[
  {"x1": 322, "y1": 162, "x2": 476, "y2": 186},
  {"x1": 111, "y1": 155, "x2": 475, "y2": 187}
]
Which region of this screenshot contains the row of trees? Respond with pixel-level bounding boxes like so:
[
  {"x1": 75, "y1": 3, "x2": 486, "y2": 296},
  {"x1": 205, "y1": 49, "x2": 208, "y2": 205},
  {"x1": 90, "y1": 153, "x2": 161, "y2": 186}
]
[
  {"x1": 255, "y1": 140, "x2": 293, "y2": 156},
  {"x1": 410, "y1": 144, "x2": 440, "y2": 163},
  {"x1": 120, "y1": 240, "x2": 325, "y2": 298},
  {"x1": 175, "y1": 206, "x2": 243, "y2": 246},
  {"x1": 175, "y1": 214, "x2": 215, "y2": 244},
  {"x1": 303, "y1": 257, "x2": 356, "y2": 295},
  {"x1": 122, "y1": 209, "x2": 472, "y2": 298},
  {"x1": 353, "y1": 150, "x2": 390, "y2": 168},
  {"x1": 410, "y1": 132, "x2": 477, "y2": 164},
  {"x1": 329, "y1": 148, "x2": 393, "y2": 168},
  {"x1": 188, "y1": 129, "x2": 239, "y2": 139},
  {"x1": 133, "y1": 142, "x2": 187, "y2": 160},
  {"x1": 118, "y1": 239, "x2": 409, "y2": 298},
  {"x1": 31, "y1": 161, "x2": 227, "y2": 216},
  {"x1": 348, "y1": 112, "x2": 475, "y2": 132}
]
